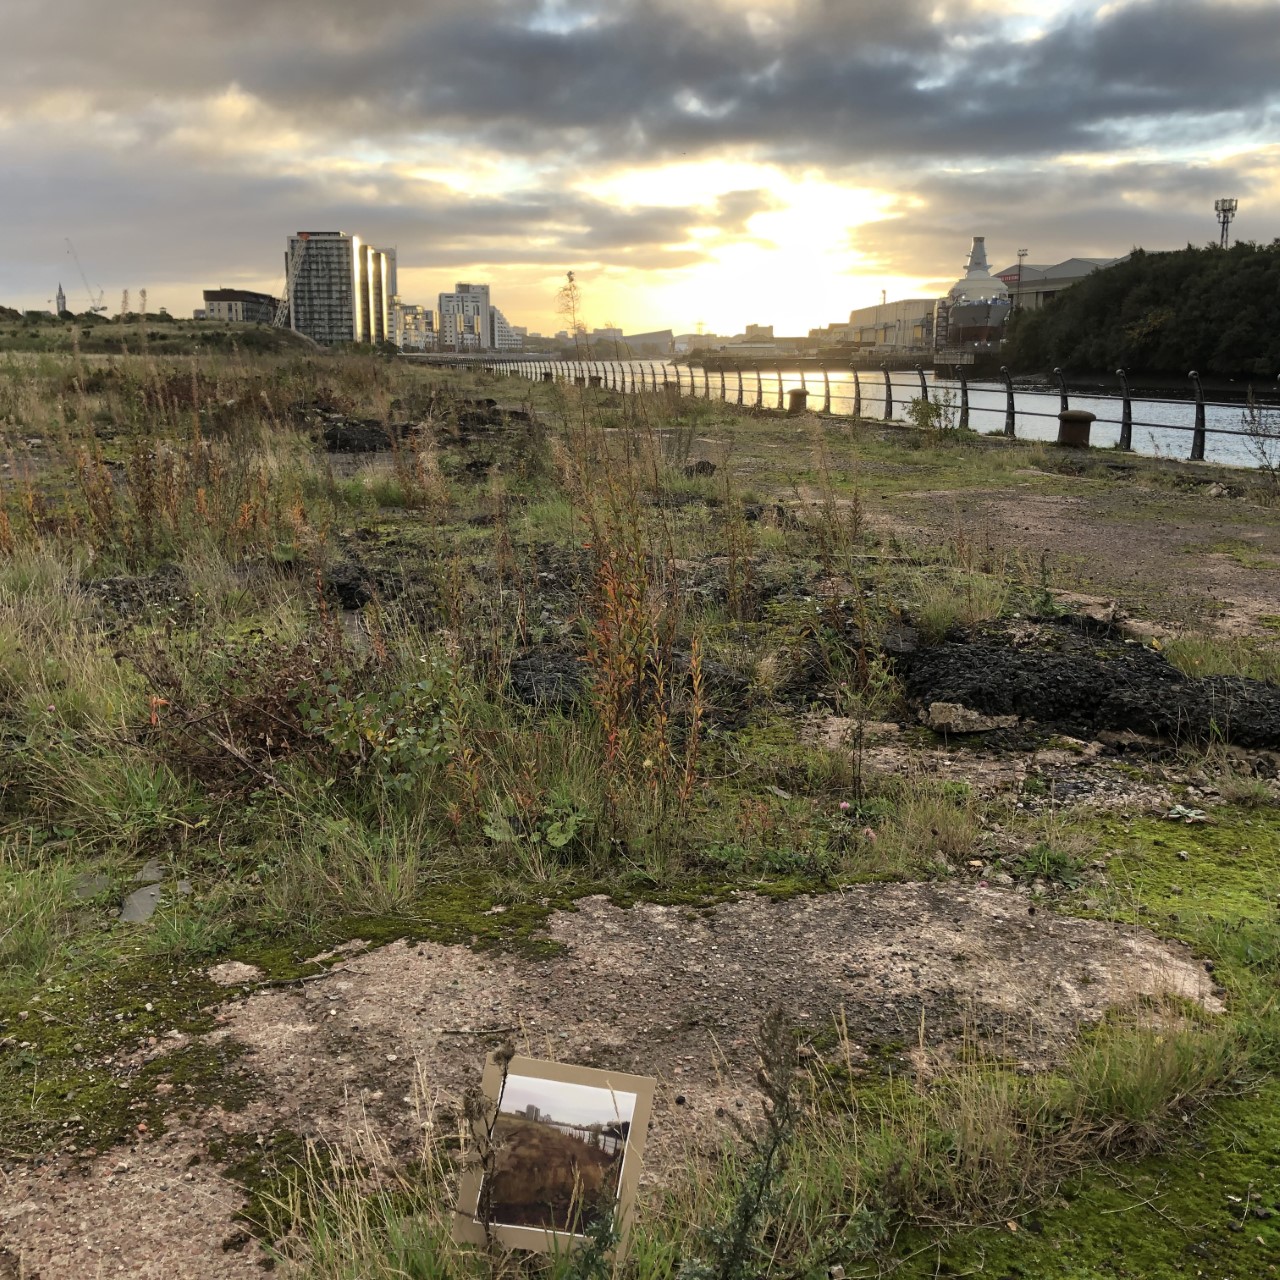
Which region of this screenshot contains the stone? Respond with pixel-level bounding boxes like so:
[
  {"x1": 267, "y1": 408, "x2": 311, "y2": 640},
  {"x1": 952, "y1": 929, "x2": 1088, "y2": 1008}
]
[
  {"x1": 922, "y1": 701, "x2": 1020, "y2": 734},
  {"x1": 206, "y1": 962, "x2": 264, "y2": 987}
]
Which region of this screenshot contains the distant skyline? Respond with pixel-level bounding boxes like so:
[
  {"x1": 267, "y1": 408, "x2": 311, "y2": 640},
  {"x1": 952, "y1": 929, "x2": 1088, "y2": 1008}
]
[
  {"x1": 500, "y1": 1075, "x2": 636, "y2": 1129},
  {"x1": 2, "y1": 1, "x2": 1277, "y2": 334}
]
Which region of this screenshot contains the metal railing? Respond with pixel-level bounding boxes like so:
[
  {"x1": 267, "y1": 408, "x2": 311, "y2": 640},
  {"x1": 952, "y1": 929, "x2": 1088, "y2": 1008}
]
[{"x1": 453, "y1": 357, "x2": 1278, "y2": 465}]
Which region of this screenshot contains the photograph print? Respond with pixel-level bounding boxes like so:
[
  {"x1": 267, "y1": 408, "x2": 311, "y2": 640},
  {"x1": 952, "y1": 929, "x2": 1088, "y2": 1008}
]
[{"x1": 484, "y1": 1071, "x2": 637, "y2": 1233}]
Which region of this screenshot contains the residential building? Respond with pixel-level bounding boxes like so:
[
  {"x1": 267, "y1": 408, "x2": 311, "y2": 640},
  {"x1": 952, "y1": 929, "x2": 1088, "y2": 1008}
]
[
  {"x1": 201, "y1": 287, "x2": 279, "y2": 325},
  {"x1": 993, "y1": 254, "x2": 1128, "y2": 311},
  {"x1": 437, "y1": 282, "x2": 522, "y2": 350},
  {"x1": 437, "y1": 282, "x2": 490, "y2": 350},
  {"x1": 285, "y1": 232, "x2": 392, "y2": 345},
  {"x1": 395, "y1": 303, "x2": 435, "y2": 351},
  {"x1": 491, "y1": 305, "x2": 522, "y2": 351}
]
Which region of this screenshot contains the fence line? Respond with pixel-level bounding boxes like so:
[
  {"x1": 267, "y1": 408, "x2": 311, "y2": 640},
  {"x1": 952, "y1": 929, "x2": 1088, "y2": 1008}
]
[{"x1": 451, "y1": 357, "x2": 1277, "y2": 465}]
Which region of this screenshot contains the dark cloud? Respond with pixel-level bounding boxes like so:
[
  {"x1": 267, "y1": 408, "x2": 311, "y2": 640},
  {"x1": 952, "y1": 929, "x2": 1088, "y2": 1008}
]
[
  {"x1": 6, "y1": 1, "x2": 1279, "y2": 163},
  {"x1": 3, "y1": 1, "x2": 1278, "y2": 316}
]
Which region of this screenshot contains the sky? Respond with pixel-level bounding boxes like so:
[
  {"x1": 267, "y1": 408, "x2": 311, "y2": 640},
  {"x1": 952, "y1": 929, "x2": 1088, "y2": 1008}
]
[
  {"x1": 499, "y1": 1074, "x2": 637, "y2": 1128},
  {"x1": 2, "y1": 0, "x2": 1277, "y2": 335}
]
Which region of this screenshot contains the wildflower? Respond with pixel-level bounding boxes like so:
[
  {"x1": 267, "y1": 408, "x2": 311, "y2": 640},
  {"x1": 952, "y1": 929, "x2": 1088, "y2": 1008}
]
[
  {"x1": 862, "y1": 827, "x2": 877, "y2": 843},
  {"x1": 838, "y1": 800, "x2": 850, "y2": 813},
  {"x1": 47, "y1": 704, "x2": 56, "y2": 713}
]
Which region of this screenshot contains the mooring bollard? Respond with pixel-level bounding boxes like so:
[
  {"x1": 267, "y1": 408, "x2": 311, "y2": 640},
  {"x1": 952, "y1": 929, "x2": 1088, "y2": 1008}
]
[
  {"x1": 1057, "y1": 409, "x2": 1095, "y2": 447},
  {"x1": 1116, "y1": 369, "x2": 1132, "y2": 450},
  {"x1": 1189, "y1": 370, "x2": 1206, "y2": 460},
  {"x1": 1000, "y1": 365, "x2": 1016, "y2": 437},
  {"x1": 787, "y1": 387, "x2": 808, "y2": 416}
]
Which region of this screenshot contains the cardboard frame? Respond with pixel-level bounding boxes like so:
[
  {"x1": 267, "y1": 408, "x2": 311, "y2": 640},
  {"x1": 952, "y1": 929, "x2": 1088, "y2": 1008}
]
[{"x1": 453, "y1": 1053, "x2": 655, "y2": 1255}]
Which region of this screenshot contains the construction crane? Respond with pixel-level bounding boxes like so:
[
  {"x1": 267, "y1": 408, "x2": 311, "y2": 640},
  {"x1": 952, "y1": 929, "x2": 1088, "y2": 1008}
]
[
  {"x1": 65, "y1": 239, "x2": 107, "y2": 313},
  {"x1": 273, "y1": 233, "x2": 309, "y2": 328}
]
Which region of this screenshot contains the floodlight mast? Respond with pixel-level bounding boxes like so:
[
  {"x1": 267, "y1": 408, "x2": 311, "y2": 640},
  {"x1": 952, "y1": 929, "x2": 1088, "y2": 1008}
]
[{"x1": 1215, "y1": 198, "x2": 1238, "y2": 248}]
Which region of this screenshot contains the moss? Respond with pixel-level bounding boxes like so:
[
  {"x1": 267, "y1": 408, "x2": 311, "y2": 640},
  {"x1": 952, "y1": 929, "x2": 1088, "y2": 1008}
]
[
  {"x1": 901, "y1": 1081, "x2": 1280, "y2": 1278},
  {"x1": 0, "y1": 955, "x2": 226, "y2": 1156},
  {"x1": 1095, "y1": 808, "x2": 1279, "y2": 933}
]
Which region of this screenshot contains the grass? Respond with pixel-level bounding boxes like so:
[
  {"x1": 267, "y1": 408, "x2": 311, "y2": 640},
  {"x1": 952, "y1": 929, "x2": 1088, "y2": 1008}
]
[{"x1": 0, "y1": 349, "x2": 1277, "y2": 1276}]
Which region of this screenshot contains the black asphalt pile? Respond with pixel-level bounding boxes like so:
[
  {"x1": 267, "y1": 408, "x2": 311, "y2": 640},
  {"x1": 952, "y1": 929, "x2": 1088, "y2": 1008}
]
[
  {"x1": 900, "y1": 618, "x2": 1280, "y2": 748},
  {"x1": 319, "y1": 416, "x2": 394, "y2": 453}
]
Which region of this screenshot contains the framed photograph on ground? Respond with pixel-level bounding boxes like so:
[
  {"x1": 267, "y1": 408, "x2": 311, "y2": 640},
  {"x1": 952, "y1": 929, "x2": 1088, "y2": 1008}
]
[{"x1": 454, "y1": 1053, "x2": 656, "y2": 1255}]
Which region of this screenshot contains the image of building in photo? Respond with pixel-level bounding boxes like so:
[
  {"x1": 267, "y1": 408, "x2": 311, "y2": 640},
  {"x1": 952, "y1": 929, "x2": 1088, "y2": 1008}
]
[
  {"x1": 285, "y1": 232, "x2": 393, "y2": 345},
  {"x1": 55, "y1": 284, "x2": 67, "y2": 315},
  {"x1": 201, "y1": 287, "x2": 279, "y2": 325}
]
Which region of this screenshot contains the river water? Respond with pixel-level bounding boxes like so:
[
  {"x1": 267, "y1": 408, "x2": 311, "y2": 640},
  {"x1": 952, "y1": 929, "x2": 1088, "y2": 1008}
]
[{"x1": 502, "y1": 359, "x2": 1274, "y2": 470}]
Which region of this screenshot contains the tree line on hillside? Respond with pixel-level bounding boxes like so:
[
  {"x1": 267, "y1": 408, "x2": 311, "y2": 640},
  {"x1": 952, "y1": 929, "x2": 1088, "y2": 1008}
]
[{"x1": 1003, "y1": 242, "x2": 1280, "y2": 380}]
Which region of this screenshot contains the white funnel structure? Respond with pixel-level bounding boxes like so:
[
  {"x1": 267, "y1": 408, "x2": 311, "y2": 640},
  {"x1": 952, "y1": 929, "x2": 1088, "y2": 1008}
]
[{"x1": 949, "y1": 236, "x2": 1008, "y2": 303}]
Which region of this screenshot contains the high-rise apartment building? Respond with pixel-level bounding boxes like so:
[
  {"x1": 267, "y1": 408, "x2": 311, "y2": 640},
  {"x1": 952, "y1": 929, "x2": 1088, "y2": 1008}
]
[
  {"x1": 286, "y1": 232, "x2": 392, "y2": 345},
  {"x1": 437, "y1": 282, "x2": 491, "y2": 350},
  {"x1": 437, "y1": 281, "x2": 522, "y2": 351}
]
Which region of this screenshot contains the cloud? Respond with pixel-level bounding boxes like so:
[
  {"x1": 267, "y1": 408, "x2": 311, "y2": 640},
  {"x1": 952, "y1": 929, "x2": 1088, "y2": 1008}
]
[{"x1": 3, "y1": 0, "x2": 1278, "y2": 325}]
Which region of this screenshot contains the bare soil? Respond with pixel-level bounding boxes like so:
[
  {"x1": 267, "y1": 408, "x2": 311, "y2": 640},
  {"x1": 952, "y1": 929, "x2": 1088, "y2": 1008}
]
[{"x1": 0, "y1": 888, "x2": 1219, "y2": 1278}]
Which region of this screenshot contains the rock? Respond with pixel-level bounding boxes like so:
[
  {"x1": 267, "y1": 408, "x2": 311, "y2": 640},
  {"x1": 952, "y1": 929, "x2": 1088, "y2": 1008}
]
[
  {"x1": 71, "y1": 873, "x2": 111, "y2": 901},
  {"x1": 508, "y1": 649, "x2": 588, "y2": 711},
  {"x1": 899, "y1": 618, "x2": 1280, "y2": 749},
  {"x1": 207, "y1": 962, "x2": 264, "y2": 987},
  {"x1": 323, "y1": 560, "x2": 373, "y2": 610},
  {"x1": 120, "y1": 884, "x2": 163, "y2": 924},
  {"x1": 922, "y1": 702, "x2": 1020, "y2": 734},
  {"x1": 322, "y1": 417, "x2": 392, "y2": 453},
  {"x1": 135, "y1": 859, "x2": 165, "y2": 885}
]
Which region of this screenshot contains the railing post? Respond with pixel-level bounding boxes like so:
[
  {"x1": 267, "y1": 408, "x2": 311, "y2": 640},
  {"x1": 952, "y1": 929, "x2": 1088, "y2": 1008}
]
[
  {"x1": 958, "y1": 367, "x2": 970, "y2": 431},
  {"x1": 649, "y1": 362, "x2": 657, "y2": 391},
  {"x1": 718, "y1": 368, "x2": 726, "y2": 403},
  {"x1": 1054, "y1": 367, "x2": 1069, "y2": 412},
  {"x1": 755, "y1": 366, "x2": 763, "y2": 407},
  {"x1": 703, "y1": 366, "x2": 711, "y2": 399},
  {"x1": 776, "y1": 367, "x2": 784, "y2": 410},
  {"x1": 736, "y1": 367, "x2": 744, "y2": 405},
  {"x1": 1117, "y1": 369, "x2": 1133, "y2": 450},
  {"x1": 916, "y1": 364, "x2": 928, "y2": 402},
  {"x1": 822, "y1": 368, "x2": 831, "y2": 414},
  {"x1": 1189, "y1": 370, "x2": 1206, "y2": 461},
  {"x1": 1001, "y1": 365, "x2": 1016, "y2": 437},
  {"x1": 851, "y1": 367, "x2": 862, "y2": 420},
  {"x1": 882, "y1": 365, "x2": 893, "y2": 420}
]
